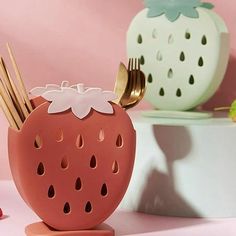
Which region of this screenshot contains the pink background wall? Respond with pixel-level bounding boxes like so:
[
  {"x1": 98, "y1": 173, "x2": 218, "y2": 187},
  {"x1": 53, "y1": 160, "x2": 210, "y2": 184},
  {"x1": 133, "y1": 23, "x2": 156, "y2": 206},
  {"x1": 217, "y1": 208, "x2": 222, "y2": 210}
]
[{"x1": 0, "y1": 0, "x2": 236, "y2": 179}]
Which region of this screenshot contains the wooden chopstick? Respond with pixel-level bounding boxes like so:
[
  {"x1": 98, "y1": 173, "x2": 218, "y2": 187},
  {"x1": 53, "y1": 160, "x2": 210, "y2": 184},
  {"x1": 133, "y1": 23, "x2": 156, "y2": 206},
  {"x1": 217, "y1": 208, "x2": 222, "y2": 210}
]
[
  {"x1": 8, "y1": 73, "x2": 30, "y2": 119},
  {"x1": 6, "y1": 43, "x2": 33, "y2": 112},
  {"x1": 0, "y1": 79, "x2": 22, "y2": 129},
  {"x1": 0, "y1": 44, "x2": 35, "y2": 130},
  {"x1": 0, "y1": 58, "x2": 17, "y2": 105},
  {"x1": 0, "y1": 94, "x2": 18, "y2": 129},
  {"x1": 0, "y1": 59, "x2": 25, "y2": 121},
  {"x1": 0, "y1": 57, "x2": 30, "y2": 119}
]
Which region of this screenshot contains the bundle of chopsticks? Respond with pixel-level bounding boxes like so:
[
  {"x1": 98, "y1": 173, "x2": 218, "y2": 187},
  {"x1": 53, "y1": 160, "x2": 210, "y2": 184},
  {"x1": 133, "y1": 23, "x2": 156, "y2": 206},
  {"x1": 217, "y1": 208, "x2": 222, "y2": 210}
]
[{"x1": 0, "y1": 44, "x2": 33, "y2": 130}]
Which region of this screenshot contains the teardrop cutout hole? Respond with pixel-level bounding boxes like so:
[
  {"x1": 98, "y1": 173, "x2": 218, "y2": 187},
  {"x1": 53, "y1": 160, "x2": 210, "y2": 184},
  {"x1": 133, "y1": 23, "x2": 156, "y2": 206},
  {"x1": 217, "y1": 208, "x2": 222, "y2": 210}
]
[
  {"x1": 180, "y1": 52, "x2": 185, "y2": 61},
  {"x1": 202, "y1": 35, "x2": 207, "y2": 45},
  {"x1": 198, "y1": 57, "x2": 204, "y2": 67},
  {"x1": 90, "y1": 155, "x2": 97, "y2": 169},
  {"x1": 76, "y1": 134, "x2": 84, "y2": 149},
  {"x1": 156, "y1": 51, "x2": 163, "y2": 61},
  {"x1": 140, "y1": 55, "x2": 145, "y2": 65},
  {"x1": 185, "y1": 30, "x2": 191, "y2": 39},
  {"x1": 61, "y1": 156, "x2": 69, "y2": 170},
  {"x1": 75, "y1": 177, "x2": 82, "y2": 191},
  {"x1": 152, "y1": 29, "x2": 158, "y2": 39},
  {"x1": 189, "y1": 75, "x2": 195, "y2": 85},
  {"x1": 101, "y1": 183, "x2": 108, "y2": 197},
  {"x1": 137, "y1": 34, "x2": 143, "y2": 44},
  {"x1": 85, "y1": 201, "x2": 92, "y2": 213},
  {"x1": 34, "y1": 135, "x2": 42, "y2": 149},
  {"x1": 98, "y1": 129, "x2": 105, "y2": 142},
  {"x1": 159, "y1": 88, "x2": 165, "y2": 96},
  {"x1": 37, "y1": 162, "x2": 45, "y2": 176},
  {"x1": 168, "y1": 34, "x2": 174, "y2": 44},
  {"x1": 116, "y1": 135, "x2": 123, "y2": 148},
  {"x1": 63, "y1": 202, "x2": 71, "y2": 214},
  {"x1": 56, "y1": 129, "x2": 63, "y2": 142},
  {"x1": 168, "y1": 69, "x2": 173, "y2": 78},
  {"x1": 147, "y1": 74, "x2": 153, "y2": 83},
  {"x1": 48, "y1": 185, "x2": 55, "y2": 198},
  {"x1": 176, "y1": 89, "x2": 182, "y2": 97},
  {"x1": 112, "y1": 160, "x2": 119, "y2": 174}
]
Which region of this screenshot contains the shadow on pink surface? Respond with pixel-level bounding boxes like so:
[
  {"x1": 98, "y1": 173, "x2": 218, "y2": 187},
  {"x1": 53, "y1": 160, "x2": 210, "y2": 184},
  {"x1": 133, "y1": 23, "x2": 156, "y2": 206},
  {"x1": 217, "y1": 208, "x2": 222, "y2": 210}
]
[
  {"x1": 1, "y1": 215, "x2": 10, "y2": 220},
  {"x1": 108, "y1": 211, "x2": 209, "y2": 235}
]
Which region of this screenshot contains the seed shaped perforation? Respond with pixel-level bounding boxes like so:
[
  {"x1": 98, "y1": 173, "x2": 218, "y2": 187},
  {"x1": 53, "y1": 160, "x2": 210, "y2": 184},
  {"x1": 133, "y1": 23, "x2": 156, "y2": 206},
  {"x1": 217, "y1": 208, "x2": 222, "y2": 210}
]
[
  {"x1": 37, "y1": 162, "x2": 45, "y2": 176},
  {"x1": 98, "y1": 129, "x2": 105, "y2": 142},
  {"x1": 137, "y1": 34, "x2": 143, "y2": 44},
  {"x1": 176, "y1": 88, "x2": 182, "y2": 97},
  {"x1": 116, "y1": 134, "x2": 123, "y2": 148},
  {"x1": 152, "y1": 29, "x2": 158, "y2": 39},
  {"x1": 156, "y1": 51, "x2": 163, "y2": 61},
  {"x1": 198, "y1": 57, "x2": 204, "y2": 67},
  {"x1": 112, "y1": 160, "x2": 119, "y2": 174},
  {"x1": 90, "y1": 155, "x2": 97, "y2": 169},
  {"x1": 34, "y1": 135, "x2": 42, "y2": 149},
  {"x1": 61, "y1": 156, "x2": 69, "y2": 170},
  {"x1": 48, "y1": 185, "x2": 55, "y2": 198},
  {"x1": 185, "y1": 30, "x2": 191, "y2": 39},
  {"x1": 140, "y1": 55, "x2": 145, "y2": 65},
  {"x1": 85, "y1": 201, "x2": 92, "y2": 213},
  {"x1": 168, "y1": 34, "x2": 174, "y2": 44},
  {"x1": 202, "y1": 35, "x2": 207, "y2": 45},
  {"x1": 75, "y1": 177, "x2": 82, "y2": 191},
  {"x1": 168, "y1": 69, "x2": 173, "y2": 79},
  {"x1": 159, "y1": 88, "x2": 165, "y2": 97},
  {"x1": 63, "y1": 202, "x2": 71, "y2": 214},
  {"x1": 56, "y1": 129, "x2": 63, "y2": 142},
  {"x1": 147, "y1": 74, "x2": 153, "y2": 83},
  {"x1": 76, "y1": 134, "x2": 84, "y2": 149},
  {"x1": 189, "y1": 75, "x2": 195, "y2": 85},
  {"x1": 180, "y1": 52, "x2": 185, "y2": 62},
  {"x1": 101, "y1": 183, "x2": 108, "y2": 197}
]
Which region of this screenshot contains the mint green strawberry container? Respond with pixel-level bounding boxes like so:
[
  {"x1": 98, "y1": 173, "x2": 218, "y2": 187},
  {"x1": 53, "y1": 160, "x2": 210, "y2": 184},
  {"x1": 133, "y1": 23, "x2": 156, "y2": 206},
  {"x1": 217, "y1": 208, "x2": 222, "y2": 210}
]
[{"x1": 127, "y1": 0, "x2": 230, "y2": 114}]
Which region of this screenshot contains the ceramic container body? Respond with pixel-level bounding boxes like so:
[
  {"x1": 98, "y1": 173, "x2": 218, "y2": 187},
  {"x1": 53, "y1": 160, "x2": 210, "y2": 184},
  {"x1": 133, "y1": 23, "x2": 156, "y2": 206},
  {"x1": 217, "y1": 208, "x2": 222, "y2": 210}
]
[
  {"x1": 127, "y1": 8, "x2": 230, "y2": 111},
  {"x1": 8, "y1": 100, "x2": 136, "y2": 231}
]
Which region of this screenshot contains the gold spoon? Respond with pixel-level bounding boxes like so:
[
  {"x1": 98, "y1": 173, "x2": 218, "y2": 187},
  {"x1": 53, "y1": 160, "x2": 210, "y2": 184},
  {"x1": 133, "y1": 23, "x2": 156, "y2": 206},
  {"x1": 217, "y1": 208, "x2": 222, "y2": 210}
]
[
  {"x1": 113, "y1": 62, "x2": 128, "y2": 105},
  {"x1": 120, "y1": 58, "x2": 146, "y2": 110}
]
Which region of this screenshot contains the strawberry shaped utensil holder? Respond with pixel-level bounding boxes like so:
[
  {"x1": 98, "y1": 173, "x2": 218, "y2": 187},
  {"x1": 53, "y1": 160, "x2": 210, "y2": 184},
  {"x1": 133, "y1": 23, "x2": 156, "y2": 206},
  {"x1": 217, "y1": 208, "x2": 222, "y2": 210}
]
[
  {"x1": 127, "y1": 0, "x2": 230, "y2": 112},
  {"x1": 8, "y1": 85, "x2": 136, "y2": 234}
]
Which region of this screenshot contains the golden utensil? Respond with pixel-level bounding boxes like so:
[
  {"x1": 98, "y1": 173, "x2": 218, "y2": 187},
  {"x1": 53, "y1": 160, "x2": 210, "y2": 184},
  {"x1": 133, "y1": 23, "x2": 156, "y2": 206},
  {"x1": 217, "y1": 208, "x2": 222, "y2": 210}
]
[
  {"x1": 113, "y1": 62, "x2": 128, "y2": 105},
  {"x1": 120, "y1": 58, "x2": 146, "y2": 110}
]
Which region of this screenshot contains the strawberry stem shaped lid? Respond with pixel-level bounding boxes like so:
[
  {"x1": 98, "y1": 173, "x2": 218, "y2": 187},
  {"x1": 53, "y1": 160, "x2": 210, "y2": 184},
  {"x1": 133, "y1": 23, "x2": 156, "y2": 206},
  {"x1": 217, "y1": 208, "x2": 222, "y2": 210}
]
[
  {"x1": 30, "y1": 81, "x2": 117, "y2": 119},
  {"x1": 144, "y1": 0, "x2": 214, "y2": 22}
]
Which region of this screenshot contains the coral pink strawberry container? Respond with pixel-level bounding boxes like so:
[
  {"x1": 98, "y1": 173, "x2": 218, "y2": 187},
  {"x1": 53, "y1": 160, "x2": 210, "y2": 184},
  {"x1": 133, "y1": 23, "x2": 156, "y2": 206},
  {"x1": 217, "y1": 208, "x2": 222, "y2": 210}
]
[{"x1": 8, "y1": 98, "x2": 136, "y2": 231}]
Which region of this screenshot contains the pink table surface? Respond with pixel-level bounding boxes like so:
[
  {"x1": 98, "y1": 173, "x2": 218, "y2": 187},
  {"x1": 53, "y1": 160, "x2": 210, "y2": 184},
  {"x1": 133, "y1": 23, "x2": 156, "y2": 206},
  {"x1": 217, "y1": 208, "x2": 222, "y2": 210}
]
[{"x1": 1, "y1": 180, "x2": 236, "y2": 236}]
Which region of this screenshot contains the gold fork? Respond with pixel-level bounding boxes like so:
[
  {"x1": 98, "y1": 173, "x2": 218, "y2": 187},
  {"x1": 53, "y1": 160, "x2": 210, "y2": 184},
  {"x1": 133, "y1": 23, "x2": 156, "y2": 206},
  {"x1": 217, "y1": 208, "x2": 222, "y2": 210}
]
[{"x1": 120, "y1": 58, "x2": 146, "y2": 110}]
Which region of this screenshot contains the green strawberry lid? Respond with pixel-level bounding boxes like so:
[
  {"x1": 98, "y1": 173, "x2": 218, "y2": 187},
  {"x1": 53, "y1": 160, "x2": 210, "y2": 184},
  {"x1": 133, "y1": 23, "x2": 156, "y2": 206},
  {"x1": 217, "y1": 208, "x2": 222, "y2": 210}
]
[{"x1": 144, "y1": 0, "x2": 214, "y2": 22}]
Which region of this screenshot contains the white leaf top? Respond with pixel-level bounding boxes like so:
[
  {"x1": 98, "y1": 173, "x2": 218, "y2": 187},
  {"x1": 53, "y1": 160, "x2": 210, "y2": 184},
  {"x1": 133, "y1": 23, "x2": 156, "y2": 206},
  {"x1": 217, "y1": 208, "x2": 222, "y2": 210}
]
[{"x1": 30, "y1": 82, "x2": 117, "y2": 119}]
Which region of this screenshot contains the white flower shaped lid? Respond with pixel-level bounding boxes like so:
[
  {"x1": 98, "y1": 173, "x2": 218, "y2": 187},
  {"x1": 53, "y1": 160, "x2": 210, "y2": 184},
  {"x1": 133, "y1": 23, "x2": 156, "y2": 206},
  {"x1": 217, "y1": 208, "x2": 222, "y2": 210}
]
[{"x1": 30, "y1": 81, "x2": 117, "y2": 119}]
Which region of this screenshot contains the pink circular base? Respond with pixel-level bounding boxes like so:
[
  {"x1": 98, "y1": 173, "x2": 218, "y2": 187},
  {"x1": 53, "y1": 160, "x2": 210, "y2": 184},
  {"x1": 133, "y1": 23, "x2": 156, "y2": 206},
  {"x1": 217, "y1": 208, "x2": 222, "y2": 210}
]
[{"x1": 25, "y1": 222, "x2": 114, "y2": 236}]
